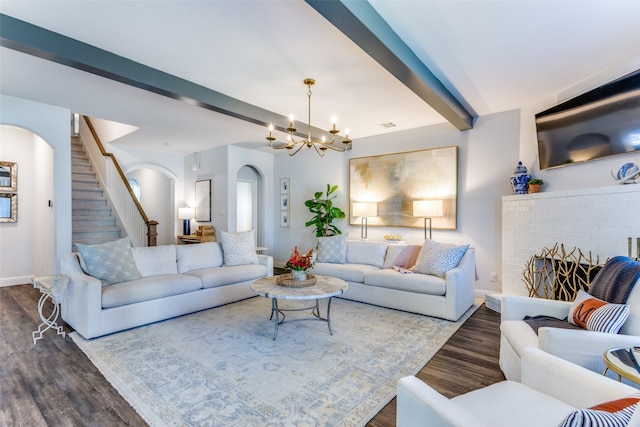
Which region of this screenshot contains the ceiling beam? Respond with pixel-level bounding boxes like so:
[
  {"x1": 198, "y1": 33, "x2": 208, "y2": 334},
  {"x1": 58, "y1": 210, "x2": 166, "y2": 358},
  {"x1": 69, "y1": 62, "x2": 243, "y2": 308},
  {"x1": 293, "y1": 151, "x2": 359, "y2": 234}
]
[
  {"x1": 0, "y1": 13, "x2": 345, "y2": 144},
  {"x1": 305, "y1": 0, "x2": 475, "y2": 131}
]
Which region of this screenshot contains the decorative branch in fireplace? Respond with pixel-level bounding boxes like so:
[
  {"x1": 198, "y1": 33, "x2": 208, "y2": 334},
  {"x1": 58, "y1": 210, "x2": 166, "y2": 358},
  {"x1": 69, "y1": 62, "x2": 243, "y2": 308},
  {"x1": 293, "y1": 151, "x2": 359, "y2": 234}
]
[{"x1": 522, "y1": 244, "x2": 603, "y2": 301}]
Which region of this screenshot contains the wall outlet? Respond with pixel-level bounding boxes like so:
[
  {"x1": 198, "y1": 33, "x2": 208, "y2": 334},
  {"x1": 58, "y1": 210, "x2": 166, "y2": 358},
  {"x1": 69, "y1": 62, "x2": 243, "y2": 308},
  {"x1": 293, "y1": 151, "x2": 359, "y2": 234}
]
[{"x1": 490, "y1": 272, "x2": 498, "y2": 282}]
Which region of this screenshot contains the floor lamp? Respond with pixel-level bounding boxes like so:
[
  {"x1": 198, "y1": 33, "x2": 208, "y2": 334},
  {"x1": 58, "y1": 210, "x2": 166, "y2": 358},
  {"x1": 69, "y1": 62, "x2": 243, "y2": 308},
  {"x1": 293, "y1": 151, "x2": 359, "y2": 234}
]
[
  {"x1": 178, "y1": 207, "x2": 195, "y2": 236},
  {"x1": 413, "y1": 200, "x2": 443, "y2": 240},
  {"x1": 352, "y1": 202, "x2": 378, "y2": 240}
]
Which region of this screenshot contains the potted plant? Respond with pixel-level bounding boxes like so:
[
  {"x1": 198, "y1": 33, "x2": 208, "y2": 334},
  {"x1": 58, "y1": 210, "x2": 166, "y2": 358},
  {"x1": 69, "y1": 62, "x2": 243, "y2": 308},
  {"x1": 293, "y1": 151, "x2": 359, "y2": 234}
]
[
  {"x1": 528, "y1": 179, "x2": 544, "y2": 193},
  {"x1": 304, "y1": 184, "x2": 346, "y2": 237},
  {"x1": 284, "y1": 246, "x2": 315, "y2": 281}
]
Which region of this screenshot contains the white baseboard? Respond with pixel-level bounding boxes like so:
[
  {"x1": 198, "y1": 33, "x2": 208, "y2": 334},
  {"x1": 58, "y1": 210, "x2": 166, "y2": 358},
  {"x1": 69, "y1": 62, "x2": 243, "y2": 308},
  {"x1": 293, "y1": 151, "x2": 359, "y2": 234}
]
[{"x1": 0, "y1": 275, "x2": 32, "y2": 287}]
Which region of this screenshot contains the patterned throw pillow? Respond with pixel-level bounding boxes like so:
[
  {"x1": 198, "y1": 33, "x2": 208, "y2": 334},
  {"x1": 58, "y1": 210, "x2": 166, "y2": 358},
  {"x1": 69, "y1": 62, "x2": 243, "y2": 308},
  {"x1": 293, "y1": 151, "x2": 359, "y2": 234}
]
[
  {"x1": 558, "y1": 394, "x2": 640, "y2": 427},
  {"x1": 219, "y1": 230, "x2": 259, "y2": 266},
  {"x1": 411, "y1": 239, "x2": 469, "y2": 278},
  {"x1": 317, "y1": 234, "x2": 347, "y2": 263},
  {"x1": 76, "y1": 237, "x2": 142, "y2": 285},
  {"x1": 568, "y1": 290, "x2": 630, "y2": 333}
]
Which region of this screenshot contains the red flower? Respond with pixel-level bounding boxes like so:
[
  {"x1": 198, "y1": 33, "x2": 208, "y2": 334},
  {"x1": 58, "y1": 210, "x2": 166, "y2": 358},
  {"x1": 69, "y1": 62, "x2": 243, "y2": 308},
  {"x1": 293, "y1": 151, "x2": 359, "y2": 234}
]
[{"x1": 285, "y1": 246, "x2": 315, "y2": 271}]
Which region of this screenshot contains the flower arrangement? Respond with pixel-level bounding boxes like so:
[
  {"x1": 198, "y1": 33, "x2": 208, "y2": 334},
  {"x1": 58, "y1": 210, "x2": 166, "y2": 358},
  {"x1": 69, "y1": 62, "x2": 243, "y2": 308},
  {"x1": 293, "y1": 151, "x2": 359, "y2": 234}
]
[{"x1": 285, "y1": 246, "x2": 315, "y2": 271}]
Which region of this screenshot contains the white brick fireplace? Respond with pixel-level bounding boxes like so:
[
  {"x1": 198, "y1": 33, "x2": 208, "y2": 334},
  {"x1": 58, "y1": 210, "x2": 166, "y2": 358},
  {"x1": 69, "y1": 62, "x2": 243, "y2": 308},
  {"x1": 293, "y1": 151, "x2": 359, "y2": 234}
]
[{"x1": 502, "y1": 184, "x2": 640, "y2": 296}]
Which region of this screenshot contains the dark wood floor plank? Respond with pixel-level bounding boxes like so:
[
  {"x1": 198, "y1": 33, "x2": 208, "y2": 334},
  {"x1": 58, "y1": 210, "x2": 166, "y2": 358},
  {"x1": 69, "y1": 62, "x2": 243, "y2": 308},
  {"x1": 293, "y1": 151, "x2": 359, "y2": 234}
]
[{"x1": 2, "y1": 284, "x2": 504, "y2": 427}]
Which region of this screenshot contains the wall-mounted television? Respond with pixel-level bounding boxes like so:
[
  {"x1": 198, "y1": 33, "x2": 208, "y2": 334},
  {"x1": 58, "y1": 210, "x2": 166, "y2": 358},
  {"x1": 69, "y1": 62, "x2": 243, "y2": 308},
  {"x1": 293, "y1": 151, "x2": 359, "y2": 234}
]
[{"x1": 536, "y1": 69, "x2": 640, "y2": 170}]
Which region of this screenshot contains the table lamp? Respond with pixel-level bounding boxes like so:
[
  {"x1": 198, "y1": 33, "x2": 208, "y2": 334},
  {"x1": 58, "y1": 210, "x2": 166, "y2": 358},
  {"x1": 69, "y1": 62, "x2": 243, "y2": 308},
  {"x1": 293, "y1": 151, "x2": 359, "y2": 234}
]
[
  {"x1": 352, "y1": 202, "x2": 378, "y2": 239},
  {"x1": 413, "y1": 200, "x2": 443, "y2": 240},
  {"x1": 178, "y1": 207, "x2": 195, "y2": 236}
]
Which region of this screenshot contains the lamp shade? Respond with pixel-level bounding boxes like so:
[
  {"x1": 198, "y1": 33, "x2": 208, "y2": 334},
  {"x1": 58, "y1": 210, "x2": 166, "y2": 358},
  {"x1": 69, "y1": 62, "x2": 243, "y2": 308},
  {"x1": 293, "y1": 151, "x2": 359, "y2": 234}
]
[
  {"x1": 413, "y1": 200, "x2": 443, "y2": 218},
  {"x1": 178, "y1": 207, "x2": 195, "y2": 220},
  {"x1": 353, "y1": 202, "x2": 378, "y2": 218}
]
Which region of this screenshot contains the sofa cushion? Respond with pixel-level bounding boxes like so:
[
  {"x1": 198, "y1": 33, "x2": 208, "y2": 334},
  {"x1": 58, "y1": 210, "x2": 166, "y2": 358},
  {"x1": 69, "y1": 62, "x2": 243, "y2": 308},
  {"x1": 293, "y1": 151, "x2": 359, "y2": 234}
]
[
  {"x1": 76, "y1": 237, "x2": 142, "y2": 285},
  {"x1": 101, "y1": 274, "x2": 203, "y2": 308},
  {"x1": 185, "y1": 264, "x2": 268, "y2": 289},
  {"x1": 382, "y1": 244, "x2": 408, "y2": 269},
  {"x1": 364, "y1": 269, "x2": 447, "y2": 295},
  {"x1": 558, "y1": 394, "x2": 640, "y2": 427},
  {"x1": 219, "y1": 230, "x2": 259, "y2": 266},
  {"x1": 346, "y1": 241, "x2": 388, "y2": 268},
  {"x1": 392, "y1": 245, "x2": 422, "y2": 269},
  {"x1": 568, "y1": 290, "x2": 630, "y2": 333},
  {"x1": 176, "y1": 242, "x2": 224, "y2": 273},
  {"x1": 453, "y1": 381, "x2": 576, "y2": 427},
  {"x1": 132, "y1": 245, "x2": 178, "y2": 277},
  {"x1": 412, "y1": 239, "x2": 470, "y2": 278},
  {"x1": 310, "y1": 262, "x2": 378, "y2": 283},
  {"x1": 317, "y1": 234, "x2": 348, "y2": 263}
]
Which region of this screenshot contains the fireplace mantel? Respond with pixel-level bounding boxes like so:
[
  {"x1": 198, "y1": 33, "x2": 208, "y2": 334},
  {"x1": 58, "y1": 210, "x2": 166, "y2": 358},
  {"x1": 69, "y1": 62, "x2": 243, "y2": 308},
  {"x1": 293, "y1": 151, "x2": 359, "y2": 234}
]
[{"x1": 502, "y1": 184, "x2": 640, "y2": 296}]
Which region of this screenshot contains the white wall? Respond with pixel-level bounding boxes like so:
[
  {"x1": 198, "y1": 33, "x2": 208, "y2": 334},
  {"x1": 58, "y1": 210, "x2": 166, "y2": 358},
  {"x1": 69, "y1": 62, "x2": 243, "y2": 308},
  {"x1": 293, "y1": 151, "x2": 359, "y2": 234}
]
[
  {"x1": 273, "y1": 110, "x2": 520, "y2": 294},
  {"x1": 127, "y1": 168, "x2": 175, "y2": 245},
  {"x1": 0, "y1": 94, "x2": 71, "y2": 285}
]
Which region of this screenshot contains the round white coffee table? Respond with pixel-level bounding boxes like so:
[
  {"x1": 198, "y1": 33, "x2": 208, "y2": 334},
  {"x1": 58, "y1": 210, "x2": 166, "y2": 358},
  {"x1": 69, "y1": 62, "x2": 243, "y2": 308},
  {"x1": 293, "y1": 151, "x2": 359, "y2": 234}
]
[{"x1": 251, "y1": 274, "x2": 348, "y2": 340}]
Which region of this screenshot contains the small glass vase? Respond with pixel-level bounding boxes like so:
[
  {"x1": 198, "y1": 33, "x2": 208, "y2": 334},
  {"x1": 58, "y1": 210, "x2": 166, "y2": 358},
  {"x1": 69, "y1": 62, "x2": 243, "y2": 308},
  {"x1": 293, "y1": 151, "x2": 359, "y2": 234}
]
[{"x1": 290, "y1": 270, "x2": 307, "y2": 281}]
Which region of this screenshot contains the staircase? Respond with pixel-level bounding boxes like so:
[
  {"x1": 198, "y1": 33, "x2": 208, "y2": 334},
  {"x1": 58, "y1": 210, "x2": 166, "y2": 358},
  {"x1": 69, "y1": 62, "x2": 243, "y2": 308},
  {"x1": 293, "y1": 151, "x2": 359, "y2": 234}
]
[{"x1": 71, "y1": 137, "x2": 122, "y2": 249}]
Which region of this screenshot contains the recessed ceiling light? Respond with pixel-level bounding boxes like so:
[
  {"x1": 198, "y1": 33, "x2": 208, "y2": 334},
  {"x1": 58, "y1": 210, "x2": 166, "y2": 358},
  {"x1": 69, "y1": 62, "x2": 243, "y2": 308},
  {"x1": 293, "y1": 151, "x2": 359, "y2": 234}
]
[{"x1": 379, "y1": 122, "x2": 397, "y2": 128}]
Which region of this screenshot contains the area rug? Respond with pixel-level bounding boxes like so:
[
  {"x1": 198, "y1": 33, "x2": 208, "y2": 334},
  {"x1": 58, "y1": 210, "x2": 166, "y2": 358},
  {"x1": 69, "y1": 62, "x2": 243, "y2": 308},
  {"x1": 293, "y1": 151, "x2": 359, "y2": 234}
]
[{"x1": 71, "y1": 297, "x2": 477, "y2": 427}]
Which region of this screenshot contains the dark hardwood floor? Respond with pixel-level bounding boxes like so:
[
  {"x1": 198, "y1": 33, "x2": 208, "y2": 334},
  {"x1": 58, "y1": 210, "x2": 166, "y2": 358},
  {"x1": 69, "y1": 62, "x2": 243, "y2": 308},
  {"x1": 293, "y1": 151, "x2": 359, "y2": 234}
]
[{"x1": 1, "y1": 283, "x2": 504, "y2": 426}]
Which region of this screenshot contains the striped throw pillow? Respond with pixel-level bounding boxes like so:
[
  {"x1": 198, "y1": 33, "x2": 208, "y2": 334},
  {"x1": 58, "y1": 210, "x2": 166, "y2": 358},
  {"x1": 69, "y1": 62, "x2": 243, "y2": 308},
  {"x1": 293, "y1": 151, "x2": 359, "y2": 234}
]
[
  {"x1": 568, "y1": 290, "x2": 630, "y2": 333},
  {"x1": 558, "y1": 394, "x2": 640, "y2": 427}
]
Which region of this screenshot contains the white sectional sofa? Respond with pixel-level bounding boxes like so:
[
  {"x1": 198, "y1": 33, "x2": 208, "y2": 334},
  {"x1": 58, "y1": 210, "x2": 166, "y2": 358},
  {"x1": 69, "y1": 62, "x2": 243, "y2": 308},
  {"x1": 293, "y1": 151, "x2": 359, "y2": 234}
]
[
  {"x1": 61, "y1": 237, "x2": 273, "y2": 339},
  {"x1": 309, "y1": 238, "x2": 476, "y2": 321}
]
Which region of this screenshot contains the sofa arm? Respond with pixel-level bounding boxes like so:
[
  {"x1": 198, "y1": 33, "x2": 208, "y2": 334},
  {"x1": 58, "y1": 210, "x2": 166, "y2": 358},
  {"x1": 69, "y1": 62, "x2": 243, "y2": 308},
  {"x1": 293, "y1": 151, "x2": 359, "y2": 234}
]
[
  {"x1": 442, "y1": 248, "x2": 476, "y2": 321},
  {"x1": 258, "y1": 254, "x2": 274, "y2": 277},
  {"x1": 60, "y1": 252, "x2": 103, "y2": 339},
  {"x1": 538, "y1": 327, "x2": 640, "y2": 375},
  {"x1": 397, "y1": 376, "x2": 487, "y2": 427},
  {"x1": 501, "y1": 295, "x2": 572, "y2": 321},
  {"x1": 521, "y1": 347, "x2": 637, "y2": 408}
]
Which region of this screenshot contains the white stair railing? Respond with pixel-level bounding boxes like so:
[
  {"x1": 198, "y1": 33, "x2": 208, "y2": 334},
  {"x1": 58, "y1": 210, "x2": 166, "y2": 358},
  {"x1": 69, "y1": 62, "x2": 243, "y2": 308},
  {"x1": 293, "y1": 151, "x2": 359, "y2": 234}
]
[{"x1": 79, "y1": 116, "x2": 157, "y2": 247}]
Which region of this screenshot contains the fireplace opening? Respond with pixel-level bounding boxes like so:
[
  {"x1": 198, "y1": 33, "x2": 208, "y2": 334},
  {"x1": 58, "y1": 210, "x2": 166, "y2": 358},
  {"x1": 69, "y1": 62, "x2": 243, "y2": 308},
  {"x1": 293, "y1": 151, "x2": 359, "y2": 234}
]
[{"x1": 523, "y1": 244, "x2": 603, "y2": 301}]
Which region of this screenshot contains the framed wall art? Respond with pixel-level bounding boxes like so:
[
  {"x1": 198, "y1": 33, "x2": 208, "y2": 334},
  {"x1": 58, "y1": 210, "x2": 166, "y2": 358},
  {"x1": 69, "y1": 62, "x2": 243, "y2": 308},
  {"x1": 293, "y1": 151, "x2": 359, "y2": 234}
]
[
  {"x1": 280, "y1": 194, "x2": 289, "y2": 211},
  {"x1": 0, "y1": 193, "x2": 17, "y2": 223},
  {"x1": 0, "y1": 161, "x2": 17, "y2": 191},
  {"x1": 280, "y1": 177, "x2": 290, "y2": 194},
  {"x1": 280, "y1": 211, "x2": 289, "y2": 228},
  {"x1": 349, "y1": 146, "x2": 458, "y2": 230},
  {"x1": 195, "y1": 179, "x2": 211, "y2": 222}
]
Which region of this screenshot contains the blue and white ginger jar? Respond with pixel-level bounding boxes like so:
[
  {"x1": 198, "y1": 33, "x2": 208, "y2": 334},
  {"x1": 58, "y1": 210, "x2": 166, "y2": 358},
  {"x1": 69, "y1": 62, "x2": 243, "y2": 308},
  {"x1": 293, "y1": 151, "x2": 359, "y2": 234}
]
[{"x1": 510, "y1": 161, "x2": 531, "y2": 194}]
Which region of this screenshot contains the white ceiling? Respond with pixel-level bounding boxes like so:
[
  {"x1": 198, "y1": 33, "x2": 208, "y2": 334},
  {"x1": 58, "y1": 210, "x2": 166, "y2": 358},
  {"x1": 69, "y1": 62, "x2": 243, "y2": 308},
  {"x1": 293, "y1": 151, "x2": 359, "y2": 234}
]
[{"x1": 1, "y1": 0, "x2": 640, "y2": 155}]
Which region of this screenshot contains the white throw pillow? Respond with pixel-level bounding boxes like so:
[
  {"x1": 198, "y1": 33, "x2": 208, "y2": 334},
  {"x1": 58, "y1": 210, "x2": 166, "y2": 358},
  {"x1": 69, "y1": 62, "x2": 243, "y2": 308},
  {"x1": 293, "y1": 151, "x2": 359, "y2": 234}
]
[
  {"x1": 317, "y1": 234, "x2": 347, "y2": 263},
  {"x1": 176, "y1": 242, "x2": 224, "y2": 273},
  {"x1": 76, "y1": 237, "x2": 142, "y2": 285},
  {"x1": 346, "y1": 241, "x2": 388, "y2": 268},
  {"x1": 568, "y1": 290, "x2": 630, "y2": 334},
  {"x1": 219, "y1": 230, "x2": 259, "y2": 266},
  {"x1": 132, "y1": 245, "x2": 178, "y2": 277},
  {"x1": 411, "y1": 239, "x2": 469, "y2": 278}
]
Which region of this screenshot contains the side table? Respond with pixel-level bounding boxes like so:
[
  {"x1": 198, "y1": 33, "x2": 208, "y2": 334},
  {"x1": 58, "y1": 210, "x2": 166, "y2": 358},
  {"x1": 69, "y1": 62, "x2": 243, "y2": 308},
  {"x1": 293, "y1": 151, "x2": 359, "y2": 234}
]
[
  {"x1": 603, "y1": 347, "x2": 640, "y2": 384},
  {"x1": 32, "y1": 274, "x2": 68, "y2": 345}
]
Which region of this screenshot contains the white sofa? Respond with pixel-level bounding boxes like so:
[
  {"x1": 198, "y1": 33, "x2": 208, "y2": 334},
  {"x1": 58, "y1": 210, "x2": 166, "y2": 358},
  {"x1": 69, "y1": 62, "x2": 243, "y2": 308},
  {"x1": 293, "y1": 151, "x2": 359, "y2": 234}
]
[
  {"x1": 61, "y1": 241, "x2": 273, "y2": 339},
  {"x1": 397, "y1": 347, "x2": 640, "y2": 427},
  {"x1": 309, "y1": 240, "x2": 476, "y2": 321},
  {"x1": 500, "y1": 279, "x2": 640, "y2": 381}
]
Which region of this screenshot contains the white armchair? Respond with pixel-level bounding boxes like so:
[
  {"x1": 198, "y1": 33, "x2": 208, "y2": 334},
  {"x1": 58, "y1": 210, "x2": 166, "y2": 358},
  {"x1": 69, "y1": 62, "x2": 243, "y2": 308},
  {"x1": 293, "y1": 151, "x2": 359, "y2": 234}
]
[
  {"x1": 397, "y1": 347, "x2": 639, "y2": 427},
  {"x1": 500, "y1": 281, "x2": 640, "y2": 381}
]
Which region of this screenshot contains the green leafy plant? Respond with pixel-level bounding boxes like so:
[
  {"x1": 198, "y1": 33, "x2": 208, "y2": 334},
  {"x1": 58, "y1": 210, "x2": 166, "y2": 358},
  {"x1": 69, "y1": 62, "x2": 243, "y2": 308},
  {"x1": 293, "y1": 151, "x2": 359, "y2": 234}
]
[
  {"x1": 529, "y1": 179, "x2": 544, "y2": 185},
  {"x1": 304, "y1": 184, "x2": 346, "y2": 237}
]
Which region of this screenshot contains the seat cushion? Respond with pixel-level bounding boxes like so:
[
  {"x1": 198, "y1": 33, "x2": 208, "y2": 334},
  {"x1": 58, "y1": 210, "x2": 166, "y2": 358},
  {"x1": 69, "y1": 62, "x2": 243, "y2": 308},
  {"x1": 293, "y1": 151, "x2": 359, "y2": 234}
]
[
  {"x1": 364, "y1": 269, "x2": 446, "y2": 296},
  {"x1": 310, "y1": 262, "x2": 378, "y2": 283},
  {"x1": 101, "y1": 274, "x2": 203, "y2": 308},
  {"x1": 185, "y1": 264, "x2": 268, "y2": 289},
  {"x1": 453, "y1": 381, "x2": 576, "y2": 427},
  {"x1": 500, "y1": 320, "x2": 540, "y2": 357}
]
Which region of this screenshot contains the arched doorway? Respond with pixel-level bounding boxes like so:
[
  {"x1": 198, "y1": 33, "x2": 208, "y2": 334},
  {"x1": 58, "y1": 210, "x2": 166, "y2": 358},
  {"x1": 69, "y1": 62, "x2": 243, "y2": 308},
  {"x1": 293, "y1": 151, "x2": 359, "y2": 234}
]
[{"x1": 236, "y1": 165, "x2": 262, "y2": 246}]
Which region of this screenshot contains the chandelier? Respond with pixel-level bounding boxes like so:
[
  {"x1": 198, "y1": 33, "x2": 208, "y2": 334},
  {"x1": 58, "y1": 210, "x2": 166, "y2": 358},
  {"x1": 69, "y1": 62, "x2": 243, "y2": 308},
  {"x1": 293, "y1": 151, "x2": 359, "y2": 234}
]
[{"x1": 266, "y1": 78, "x2": 352, "y2": 157}]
